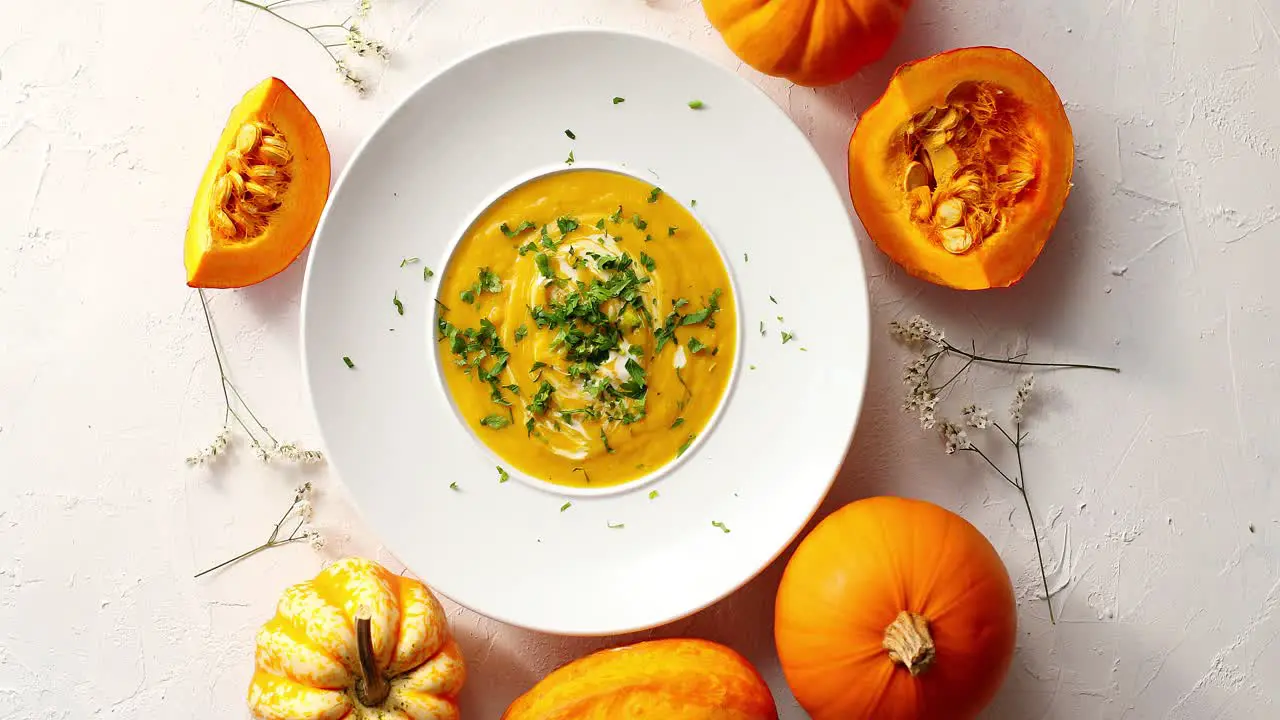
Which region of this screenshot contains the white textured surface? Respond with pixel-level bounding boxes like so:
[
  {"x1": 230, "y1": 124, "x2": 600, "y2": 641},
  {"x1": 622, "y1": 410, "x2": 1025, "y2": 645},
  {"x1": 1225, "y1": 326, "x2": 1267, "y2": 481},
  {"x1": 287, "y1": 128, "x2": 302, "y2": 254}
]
[{"x1": 2, "y1": 0, "x2": 1279, "y2": 717}]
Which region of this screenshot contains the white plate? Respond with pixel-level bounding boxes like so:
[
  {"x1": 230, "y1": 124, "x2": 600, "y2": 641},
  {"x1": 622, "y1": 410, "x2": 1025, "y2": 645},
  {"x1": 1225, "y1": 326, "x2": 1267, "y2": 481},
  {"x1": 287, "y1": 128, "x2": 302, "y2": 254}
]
[{"x1": 302, "y1": 29, "x2": 869, "y2": 636}]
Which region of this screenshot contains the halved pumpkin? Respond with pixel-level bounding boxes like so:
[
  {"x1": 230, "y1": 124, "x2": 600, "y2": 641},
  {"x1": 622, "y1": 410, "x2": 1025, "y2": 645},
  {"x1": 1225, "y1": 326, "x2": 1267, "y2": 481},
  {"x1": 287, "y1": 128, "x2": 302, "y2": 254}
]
[
  {"x1": 185, "y1": 77, "x2": 331, "y2": 288},
  {"x1": 849, "y1": 47, "x2": 1074, "y2": 290}
]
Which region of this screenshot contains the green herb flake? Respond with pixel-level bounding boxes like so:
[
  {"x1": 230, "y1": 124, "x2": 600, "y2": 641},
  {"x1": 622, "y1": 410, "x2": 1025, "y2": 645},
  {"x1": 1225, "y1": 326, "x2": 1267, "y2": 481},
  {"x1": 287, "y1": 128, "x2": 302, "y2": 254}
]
[
  {"x1": 600, "y1": 428, "x2": 615, "y2": 454},
  {"x1": 342, "y1": 356, "x2": 355, "y2": 369},
  {"x1": 769, "y1": 295, "x2": 777, "y2": 304},
  {"x1": 649, "y1": 490, "x2": 659, "y2": 500},
  {"x1": 449, "y1": 481, "x2": 459, "y2": 491},
  {"x1": 480, "y1": 414, "x2": 510, "y2": 430},
  {"x1": 497, "y1": 466, "x2": 510, "y2": 483},
  {"x1": 647, "y1": 187, "x2": 663, "y2": 203},
  {"x1": 400, "y1": 256, "x2": 419, "y2": 267},
  {"x1": 501, "y1": 220, "x2": 536, "y2": 238},
  {"x1": 670, "y1": 417, "x2": 685, "y2": 429},
  {"x1": 667, "y1": 226, "x2": 677, "y2": 236},
  {"x1": 743, "y1": 253, "x2": 749, "y2": 262},
  {"x1": 393, "y1": 292, "x2": 404, "y2": 316},
  {"x1": 711, "y1": 520, "x2": 731, "y2": 533},
  {"x1": 690, "y1": 199, "x2": 697, "y2": 207},
  {"x1": 595, "y1": 218, "x2": 606, "y2": 231},
  {"x1": 749, "y1": 364, "x2": 757, "y2": 370},
  {"x1": 535, "y1": 253, "x2": 554, "y2": 279},
  {"x1": 800, "y1": 347, "x2": 809, "y2": 352},
  {"x1": 687, "y1": 337, "x2": 707, "y2": 354},
  {"x1": 631, "y1": 214, "x2": 648, "y2": 231},
  {"x1": 688, "y1": 100, "x2": 705, "y2": 109},
  {"x1": 514, "y1": 325, "x2": 528, "y2": 343},
  {"x1": 759, "y1": 321, "x2": 766, "y2": 336},
  {"x1": 610, "y1": 205, "x2": 624, "y2": 224},
  {"x1": 557, "y1": 216, "x2": 580, "y2": 236},
  {"x1": 560, "y1": 501, "x2": 572, "y2": 512},
  {"x1": 423, "y1": 267, "x2": 435, "y2": 280},
  {"x1": 781, "y1": 331, "x2": 795, "y2": 344},
  {"x1": 565, "y1": 129, "x2": 576, "y2": 139},
  {"x1": 777, "y1": 315, "x2": 784, "y2": 322},
  {"x1": 640, "y1": 252, "x2": 657, "y2": 272},
  {"x1": 565, "y1": 150, "x2": 575, "y2": 165},
  {"x1": 677, "y1": 434, "x2": 696, "y2": 457},
  {"x1": 460, "y1": 289, "x2": 476, "y2": 304},
  {"x1": 612, "y1": 96, "x2": 625, "y2": 104},
  {"x1": 607, "y1": 521, "x2": 625, "y2": 529}
]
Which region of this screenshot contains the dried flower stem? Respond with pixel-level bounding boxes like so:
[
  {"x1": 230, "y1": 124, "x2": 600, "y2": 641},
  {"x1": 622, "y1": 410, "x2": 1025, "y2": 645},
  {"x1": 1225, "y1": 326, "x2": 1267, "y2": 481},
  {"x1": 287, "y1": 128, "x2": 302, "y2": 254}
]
[
  {"x1": 229, "y1": 0, "x2": 387, "y2": 93},
  {"x1": 194, "y1": 483, "x2": 319, "y2": 578},
  {"x1": 940, "y1": 339, "x2": 1120, "y2": 374}
]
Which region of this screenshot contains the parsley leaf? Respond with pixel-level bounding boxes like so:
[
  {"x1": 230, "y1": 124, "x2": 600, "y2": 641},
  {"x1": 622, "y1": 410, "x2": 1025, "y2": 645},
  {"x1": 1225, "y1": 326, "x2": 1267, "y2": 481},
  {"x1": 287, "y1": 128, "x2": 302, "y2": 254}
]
[
  {"x1": 460, "y1": 289, "x2": 476, "y2": 304},
  {"x1": 781, "y1": 331, "x2": 795, "y2": 344},
  {"x1": 649, "y1": 490, "x2": 659, "y2": 500},
  {"x1": 667, "y1": 226, "x2": 678, "y2": 236},
  {"x1": 529, "y1": 381, "x2": 555, "y2": 415},
  {"x1": 565, "y1": 129, "x2": 576, "y2": 139},
  {"x1": 497, "y1": 466, "x2": 510, "y2": 483},
  {"x1": 743, "y1": 253, "x2": 749, "y2": 262},
  {"x1": 769, "y1": 295, "x2": 777, "y2": 304},
  {"x1": 514, "y1": 325, "x2": 528, "y2": 343},
  {"x1": 424, "y1": 266, "x2": 435, "y2": 280},
  {"x1": 677, "y1": 434, "x2": 696, "y2": 457},
  {"x1": 393, "y1": 292, "x2": 404, "y2": 316},
  {"x1": 610, "y1": 205, "x2": 624, "y2": 224},
  {"x1": 557, "y1": 216, "x2": 580, "y2": 236},
  {"x1": 631, "y1": 214, "x2": 648, "y2": 230},
  {"x1": 612, "y1": 96, "x2": 625, "y2": 104},
  {"x1": 560, "y1": 501, "x2": 572, "y2": 512},
  {"x1": 480, "y1": 414, "x2": 510, "y2": 429},
  {"x1": 501, "y1": 220, "x2": 536, "y2": 238},
  {"x1": 640, "y1": 252, "x2": 657, "y2": 272},
  {"x1": 400, "y1": 256, "x2": 419, "y2": 267},
  {"x1": 712, "y1": 520, "x2": 731, "y2": 533},
  {"x1": 688, "y1": 100, "x2": 705, "y2": 109},
  {"x1": 595, "y1": 218, "x2": 606, "y2": 231},
  {"x1": 342, "y1": 356, "x2": 355, "y2": 369},
  {"x1": 565, "y1": 150, "x2": 575, "y2": 165},
  {"x1": 607, "y1": 521, "x2": 625, "y2": 529},
  {"x1": 670, "y1": 417, "x2": 685, "y2": 429},
  {"x1": 687, "y1": 337, "x2": 707, "y2": 354},
  {"x1": 759, "y1": 321, "x2": 766, "y2": 336},
  {"x1": 648, "y1": 187, "x2": 662, "y2": 203},
  {"x1": 600, "y1": 428, "x2": 614, "y2": 454},
  {"x1": 449, "y1": 481, "x2": 459, "y2": 490}
]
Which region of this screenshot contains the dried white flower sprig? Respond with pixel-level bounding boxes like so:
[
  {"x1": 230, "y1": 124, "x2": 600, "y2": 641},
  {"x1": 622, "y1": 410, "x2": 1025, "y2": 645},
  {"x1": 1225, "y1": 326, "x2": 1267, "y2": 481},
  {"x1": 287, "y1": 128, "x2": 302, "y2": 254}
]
[
  {"x1": 186, "y1": 290, "x2": 325, "y2": 468},
  {"x1": 194, "y1": 482, "x2": 325, "y2": 578},
  {"x1": 891, "y1": 315, "x2": 1119, "y2": 623},
  {"x1": 230, "y1": 0, "x2": 390, "y2": 95}
]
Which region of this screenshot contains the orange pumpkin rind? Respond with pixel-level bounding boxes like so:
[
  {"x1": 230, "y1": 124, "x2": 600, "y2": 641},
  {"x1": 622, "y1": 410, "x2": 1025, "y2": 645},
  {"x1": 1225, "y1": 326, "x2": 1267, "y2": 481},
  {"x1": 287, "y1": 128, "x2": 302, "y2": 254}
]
[
  {"x1": 849, "y1": 47, "x2": 1074, "y2": 290},
  {"x1": 185, "y1": 77, "x2": 331, "y2": 288}
]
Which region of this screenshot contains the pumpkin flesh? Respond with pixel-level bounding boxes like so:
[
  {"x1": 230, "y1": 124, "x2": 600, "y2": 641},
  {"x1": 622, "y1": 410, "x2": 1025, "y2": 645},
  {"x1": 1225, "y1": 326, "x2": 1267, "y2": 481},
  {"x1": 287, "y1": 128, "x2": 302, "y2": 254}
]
[
  {"x1": 774, "y1": 497, "x2": 1016, "y2": 719},
  {"x1": 849, "y1": 47, "x2": 1074, "y2": 289},
  {"x1": 248, "y1": 558, "x2": 465, "y2": 720},
  {"x1": 702, "y1": 0, "x2": 913, "y2": 86},
  {"x1": 185, "y1": 77, "x2": 331, "y2": 288},
  {"x1": 502, "y1": 638, "x2": 777, "y2": 719}
]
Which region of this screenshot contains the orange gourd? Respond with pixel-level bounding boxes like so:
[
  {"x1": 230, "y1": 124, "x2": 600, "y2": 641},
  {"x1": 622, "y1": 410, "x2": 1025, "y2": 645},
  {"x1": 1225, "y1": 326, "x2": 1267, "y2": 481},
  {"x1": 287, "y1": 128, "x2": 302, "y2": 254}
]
[
  {"x1": 247, "y1": 558, "x2": 465, "y2": 720},
  {"x1": 502, "y1": 638, "x2": 777, "y2": 719},
  {"x1": 774, "y1": 497, "x2": 1016, "y2": 719},
  {"x1": 849, "y1": 47, "x2": 1074, "y2": 290},
  {"x1": 701, "y1": 0, "x2": 913, "y2": 86},
  {"x1": 185, "y1": 77, "x2": 331, "y2": 288}
]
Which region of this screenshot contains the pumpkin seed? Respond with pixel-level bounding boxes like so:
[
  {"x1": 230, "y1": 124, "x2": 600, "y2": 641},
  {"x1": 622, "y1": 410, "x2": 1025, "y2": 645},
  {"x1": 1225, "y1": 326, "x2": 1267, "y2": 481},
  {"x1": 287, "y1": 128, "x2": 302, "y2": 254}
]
[
  {"x1": 903, "y1": 162, "x2": 931, "y2": 192},
  {"x1": 934, "y1": 197, "x2": 965, "y2": 228},
  {"x1": 235, "y1": 122, "x2": 261, "y2": 155},
  {"x1": 940, "y1": 227, "x2": 974, "y2": 254}
]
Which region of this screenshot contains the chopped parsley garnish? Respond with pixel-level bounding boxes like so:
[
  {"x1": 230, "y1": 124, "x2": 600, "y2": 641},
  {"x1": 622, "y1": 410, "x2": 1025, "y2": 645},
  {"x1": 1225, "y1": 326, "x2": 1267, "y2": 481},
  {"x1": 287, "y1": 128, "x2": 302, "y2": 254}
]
[
  {"x1": 514, "y1": 325, "x2": 528, "y2": 343},
  {"x1": 525, "y1": 417, "x2": 535, "y2": 436},
  {"x1": 631, "y1": 214, "x2": 648, "y2": 230},
  {"x1": 687, "y1": 337, "x2": 707, "y2": 354},
  {"x1": 528, "y1": 380, "x2": 555, "y2": 415},
  {"x1": 712, "y1": 520, "x2": 730, "y2": 533},
  {"x1": 600, "y1": 428, "x2": 614, "y2": 454},
  {"x1": 688, "y1": 100, "x2": 705, "y2": 109},
  {"x1": 649, "y1": 490, "x2": 659, "y2": 500},
  {"x1": 781, "y1": 331, "x2": 795, "y2": 344},
  {"x1": 595, "y1": 218, "x2": 606, "y2": 231},
  {"x1": 392, "y1": 291, "x2": 404, "y2": 316},
  {"x1": 690, "y1": 199, "x2": 697, "y2": 207},
  {"x1": 640, "y1": 252, "x2": 657, "y2": 272},
  {"x1": 667, "y1": 226, "x2": 677, "y2": 236},
  {"x1": 423, "y1": 266, "x2": 435, "y2": 280},
  {"x1": 607, "y1": 521, "x2": 625, "y2": 529},
  {"x1": 460, "y1": 290, "x2": 476, "y2": 304},
  {"x1": 497, "y1": 466, "x2": 510, "y2": 483},
  {"x1": 460, "y1": 267, "x2": 503, "y2": 305},
  {"x1": 342, "y1": 356, "x2": 355, "y2": 369},
  {"x1": 565, "y1": 129, "x2": 576, "y2": 139},
  {"x1": 480, "y1": 414, "x2": 510, "y2": 429},
  {"x1": 759, "y1": 321, "x2": 766, "y2": 336},
  {"x1": 677, "y1": 434, "x2": 696, "y2": 457},
  {"x1": 557, "y1": 216, "x2": 580, "y2": 235},
  {"x1": 648, "y1": 187, "x2": 663, "y2": 203},
  {"x1": 610, "y1": 205, "x2": 624, "y2": 224},
  {"x1": 749, "y1": 364, "x2": 757, "y2": 370},
  {"x1": 565, "y1": 150, "x2": 575, "y2": 165},
  {"x1": 534, "y1": 253, "x2": 554, "y2": 279},
  {"x1": 560, "y1": 501, "x2": 572, "y2": 512},
  {"x1": 769, "y1": 295, "x2": 777, "y2": 304},
  {"x1": 743, "y1": 253, "x2": 749, "y2": 262},
  {"x1": 449, "y1": 481, "x2": 459, "y2": 490},
  {"x1": 612, "y1": 96, "x2": 625, "y2": 104},
  {"x1": 777, "y1": 315, "x2": 784, "y2": 322},
  {"x1": 400, "y1": 256, "x2": 419, "y2": 267},
  {"x1": 670, "y1": 417, "x2": 685, "y2": 429},
  {"x1": 501, "y1": 220, "x2": 536, "y2": 238}
]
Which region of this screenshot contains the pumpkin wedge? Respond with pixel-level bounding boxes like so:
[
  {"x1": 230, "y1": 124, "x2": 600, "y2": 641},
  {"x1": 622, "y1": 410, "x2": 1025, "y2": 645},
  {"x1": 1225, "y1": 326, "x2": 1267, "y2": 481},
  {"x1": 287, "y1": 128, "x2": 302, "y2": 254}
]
[
  {"x1": 185, "y1": 77, "x2": 330, "y2": 288},
  {"x1": 849, "y1": 47, "x2": 1074, "y2": 289},
  {"x1": 502, "y1": 638, "x2": 777, "y2": 719}
]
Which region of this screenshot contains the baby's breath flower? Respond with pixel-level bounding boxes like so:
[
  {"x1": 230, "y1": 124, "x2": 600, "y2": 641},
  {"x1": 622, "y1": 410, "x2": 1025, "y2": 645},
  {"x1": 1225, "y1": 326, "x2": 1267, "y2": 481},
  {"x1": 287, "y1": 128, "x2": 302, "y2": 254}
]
[
  {"x1": 278, "y1": 443, "x2": 326, "y2": 464},
  {"x1": 305, "y1": 527, "x2": 326, "y2": 551},
  {"x1": 902, "y1": 355, "x2": 930, "y2": 388},
  {"x1": 356, "y1": 0, "x2": 373, "y2": 17},
  {"x1": 251, "y1": 440, "x2": 273, "y2": 462},
  {"x1": 939, "y1": 421, "x2": 971, "y2": 454},
  {"x1": 889, "y1": 315, "x2": 945, "y2": 346},
  {"x1": 295, "y1": 500, "x2": 314, "y2": 522},
  {"x1": 961, "y1": 404, "x2": 991, "y2": 429},
  {"x1": 1010, "y1": 374, "x2": 1036, "y2": 423},
  {"x1": 335, "y1": 60, "x2": 367, "y2": 95},
  {"x1": 294, "y1": 482, "x2": 313, "y2": 503},
  {"x1": 345, "y1": 24, "x2": 389, "y2": 61},
  {"x1": 186, "y1": 425, "x2": 232, "y2": 466},
  {"x1": 903, "y1": 385, "x2": 938, "y2": 429}
]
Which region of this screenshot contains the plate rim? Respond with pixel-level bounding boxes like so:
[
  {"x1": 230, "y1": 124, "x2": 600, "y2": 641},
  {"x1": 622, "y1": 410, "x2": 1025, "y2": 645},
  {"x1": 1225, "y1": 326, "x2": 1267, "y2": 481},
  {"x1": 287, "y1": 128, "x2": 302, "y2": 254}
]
[{"x1": 299, "y1": 26, "x2": 872, "y2": 635}]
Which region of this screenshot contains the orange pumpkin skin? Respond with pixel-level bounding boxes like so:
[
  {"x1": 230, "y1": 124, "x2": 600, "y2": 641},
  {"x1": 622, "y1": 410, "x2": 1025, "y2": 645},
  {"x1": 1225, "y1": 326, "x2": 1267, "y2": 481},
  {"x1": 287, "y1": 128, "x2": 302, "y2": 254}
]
[
  {"x1": 185, "y1": 77, "x2": 331, "y2": 288},
  {"x1": 502, "y1": 638, "x2": 778, "y2": 720},
  {"x1": 775, "y1": 497, "x2": 1016, "y2": 720},
  {"x1": 849, "y1": 47, "x2": 1074, "y2": 290},
  {"x1": 702, "y1": 0, "x2": 913, "y2": 86}
]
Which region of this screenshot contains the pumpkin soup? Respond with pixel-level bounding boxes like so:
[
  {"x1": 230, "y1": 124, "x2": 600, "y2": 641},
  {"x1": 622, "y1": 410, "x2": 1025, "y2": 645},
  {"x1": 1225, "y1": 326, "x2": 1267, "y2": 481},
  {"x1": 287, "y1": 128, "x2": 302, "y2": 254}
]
[{"x1": 435, "y1": 169, "x2": 737, "y2": 488}]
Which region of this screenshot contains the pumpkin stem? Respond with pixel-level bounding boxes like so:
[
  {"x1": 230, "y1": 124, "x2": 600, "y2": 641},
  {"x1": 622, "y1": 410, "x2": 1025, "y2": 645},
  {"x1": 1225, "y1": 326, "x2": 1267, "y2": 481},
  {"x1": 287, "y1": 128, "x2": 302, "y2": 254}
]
[
  {"x1": 354, "y1": 616, "x2": 391, "y2": 706},
  {"x1": 882, "y1": 611, "x2": 936, "y2": 677}
]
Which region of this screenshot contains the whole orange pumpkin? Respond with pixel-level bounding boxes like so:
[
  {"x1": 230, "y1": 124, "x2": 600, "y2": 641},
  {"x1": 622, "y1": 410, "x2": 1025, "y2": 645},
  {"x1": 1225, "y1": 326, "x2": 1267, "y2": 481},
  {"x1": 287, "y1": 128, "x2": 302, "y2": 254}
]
[
  {"x1": 774, "y1": 497, "x2": 1016, "y2": 719},
  {"x1": 701, "y1": 0, "x2": 914, "y2": 86}
]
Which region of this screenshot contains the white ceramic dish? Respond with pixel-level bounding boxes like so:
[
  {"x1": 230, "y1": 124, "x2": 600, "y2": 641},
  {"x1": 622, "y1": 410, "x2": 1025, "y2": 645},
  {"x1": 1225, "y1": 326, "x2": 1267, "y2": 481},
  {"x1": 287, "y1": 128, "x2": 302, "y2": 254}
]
[{"x1": 301, "y1": 28, "x2": 870, "y2": 636}]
